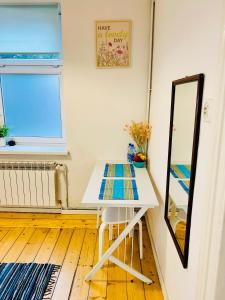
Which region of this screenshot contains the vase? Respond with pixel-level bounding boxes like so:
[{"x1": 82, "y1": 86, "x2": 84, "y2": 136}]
[
  {"x1": 137, "y1": 146, "x2": 144, "y2": 154},
  {"x1": 133, "y1": 161, "x2": 146, "y2": 168}
]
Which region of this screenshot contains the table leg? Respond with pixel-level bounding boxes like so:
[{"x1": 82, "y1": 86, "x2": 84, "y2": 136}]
[
  {"x1": 85, "y1": 207, "x2": 152, "y2": 283},
  {"x1": 109, "y1": 255, "x2": 152, "y2": 284}
]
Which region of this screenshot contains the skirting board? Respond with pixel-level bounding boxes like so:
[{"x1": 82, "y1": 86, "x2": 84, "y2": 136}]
[
  {"x1": 0, "y1": 207, "x2": 97, "y2": 214},
  {"x1": 0, "y1": 207, "x2": 62, "y2": 213},
  {"x1": 145, "y1": 214, "x2": 169, "y2": 300},
  {"x1": 62, "y1": 208, "x2": 141, "y2": 215},
  {"x1": 62, "y1": 209, "x2": 97, "y2": 214}
]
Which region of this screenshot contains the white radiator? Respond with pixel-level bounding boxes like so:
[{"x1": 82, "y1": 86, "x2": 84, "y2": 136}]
[{"x1": 0, "y1": 161, "x2": 66, "y2": 208}]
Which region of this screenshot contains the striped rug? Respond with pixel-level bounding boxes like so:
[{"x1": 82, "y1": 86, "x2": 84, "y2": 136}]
[{"x1": 0, "y1": 263, "x2": 61, "y2": 300}]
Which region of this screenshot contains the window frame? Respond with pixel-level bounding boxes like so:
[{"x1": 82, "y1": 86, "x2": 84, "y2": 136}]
[{"x1": 0, "y1": 65, "x2": 66, "y2": 146}]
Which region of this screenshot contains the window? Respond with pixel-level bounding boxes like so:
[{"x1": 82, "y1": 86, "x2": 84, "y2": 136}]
[
  {"x1": 0, "y1": 4, "x2": 64, "y2": 145},
  {"x1": 1, "y1": 74, "x2": 62, "y2": 138},
  {"x1": 0, "y1": 5, "x2": 61, "y2": 61}
]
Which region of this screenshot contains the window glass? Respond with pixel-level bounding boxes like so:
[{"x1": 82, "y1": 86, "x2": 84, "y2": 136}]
[
  {"x1": 1, "y1": 74, "x2": 62, "y2": 138},
  {"x1": 0, "y1": 5, "x2": 61, "y2": 58}
]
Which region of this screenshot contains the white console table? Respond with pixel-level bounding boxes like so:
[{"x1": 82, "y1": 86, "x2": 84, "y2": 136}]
[{"x1": 81, "y1": 160, "x2": 159, "y2": 284}]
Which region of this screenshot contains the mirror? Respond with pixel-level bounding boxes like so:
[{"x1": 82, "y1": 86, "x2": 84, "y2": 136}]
[{"x1": 165, "y1": 74, "x2": 204, "y2": 268}]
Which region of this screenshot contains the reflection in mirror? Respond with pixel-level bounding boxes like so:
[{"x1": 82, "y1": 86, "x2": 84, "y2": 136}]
[
  {"x1": 169, "y1": 81, "x2": 197, "y2": 253},
  {"x1": 165, "y1": 74, "x2": 204, "y2": 268}
]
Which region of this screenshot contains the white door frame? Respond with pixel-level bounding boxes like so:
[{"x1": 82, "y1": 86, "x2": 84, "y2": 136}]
[{"x1": 196, "y1": 11, "x2": 225, "y2": 300}]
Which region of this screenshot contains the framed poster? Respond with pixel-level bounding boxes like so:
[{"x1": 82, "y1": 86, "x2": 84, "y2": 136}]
[{"x1": 96, "y1": 20, "x2": 132, "y2": 68}]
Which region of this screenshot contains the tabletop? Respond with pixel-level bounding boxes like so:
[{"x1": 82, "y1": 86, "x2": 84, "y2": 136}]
[{"x1": 81, "y1": 160, "x2": 159, "y2": 208}]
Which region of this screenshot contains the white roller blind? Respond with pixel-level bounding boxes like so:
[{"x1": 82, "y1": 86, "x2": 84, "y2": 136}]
[{"x1": 0, "y1": 5, "x2": 61, "y2": 53}]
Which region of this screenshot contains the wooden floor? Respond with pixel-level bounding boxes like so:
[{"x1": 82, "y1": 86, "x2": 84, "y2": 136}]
[{"x1": 0, "y1": 213, "x2": 164, "y2": 300}]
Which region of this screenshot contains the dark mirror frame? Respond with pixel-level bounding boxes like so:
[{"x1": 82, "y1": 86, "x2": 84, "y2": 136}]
[{"x1": 164, "y1": 73, "x2": 205, "y2": 268}]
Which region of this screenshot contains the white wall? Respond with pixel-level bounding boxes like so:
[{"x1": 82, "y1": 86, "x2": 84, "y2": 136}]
[
  {"x1": 61, "y1": 0, "x2": 151, "y2": 207},
  {"x1": 215, "y1": 216, "x2": 225, "y2": 300},
  {"x1": 147, "y1": 1, "x2": 224, "y2": 300},
  {"x1": 0, "y1": 0, "x2": 151, "y2": 208}
]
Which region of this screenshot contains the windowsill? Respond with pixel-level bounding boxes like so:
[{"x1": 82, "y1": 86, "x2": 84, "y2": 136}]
[{"x1": 0, "y1": 145, "x2": 69, "y2": 156}]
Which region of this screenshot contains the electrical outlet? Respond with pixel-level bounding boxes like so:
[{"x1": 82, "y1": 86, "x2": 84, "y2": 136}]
[{"x1": 203, "y1": 99, "x2": 213, "y2": 123}]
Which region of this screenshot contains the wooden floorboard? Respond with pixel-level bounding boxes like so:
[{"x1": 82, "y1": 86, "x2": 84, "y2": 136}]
[
  {"x1": 17, "y1": 228, "x2": 49, "y2": 263},
  {"x1": 0, "y1": 218, "x2": 96, "y2": 229},
  {"x1": 2, "y1": 227, "x2": 35, "y2": 263},
  {"x1": 49, "y1": 229, "x2": 73, "y2": 265},
  {"x1": 0, "y1": 227, "x2": 24, "y2": 261},
  {"x1": 126, "y1": 235, "x2": 146, "y2": 300},
  {"x1": 88, "y1": 231, "x2": 109, "y2": 300},
  {"x1": 70, "y1": 229, "x2": 97, "y2": 300},
  {"x1": 35, "y1": 228, "x2": 61, "y2": 264},
  {"x1": 0, "y1": 212, "x2": 97, "y2": 220},
  {"x1": 0, "y1": 228, "x2": 10, "y2": 242},
  {"x1": 0, "y1": 213, "x2": 163, "y2": 300},
  {"x1": 107, "y1": 228, "x2": 128, "y2": 300},
  {"x1": 141, "y1": 229, "x2": 164, "y2": 300},
  {"x1": 52, "y1": 229, "x2": 85, "y2": 300}
]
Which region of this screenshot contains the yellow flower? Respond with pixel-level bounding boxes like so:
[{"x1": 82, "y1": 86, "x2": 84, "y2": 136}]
[{"x1": 124, "y1": 121, "x2": 152, "y2": 150}]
